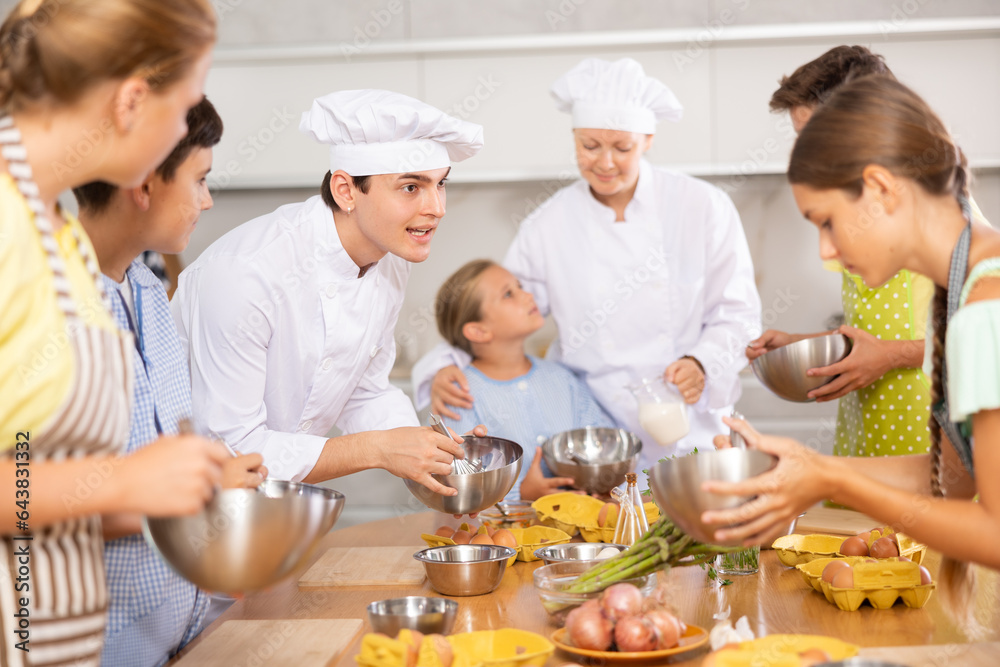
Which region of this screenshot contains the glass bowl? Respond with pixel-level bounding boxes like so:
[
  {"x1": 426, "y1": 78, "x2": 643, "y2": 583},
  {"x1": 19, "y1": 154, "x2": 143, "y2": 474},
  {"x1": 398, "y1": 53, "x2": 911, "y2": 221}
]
[{"x1": 532, "y1": 560, "x2": 656, "y2": 626}]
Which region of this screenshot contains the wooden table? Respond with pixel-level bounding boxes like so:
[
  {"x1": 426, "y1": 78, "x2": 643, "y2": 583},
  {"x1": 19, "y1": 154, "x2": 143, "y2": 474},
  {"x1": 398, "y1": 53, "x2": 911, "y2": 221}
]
[{"x1": 171, "y1": 511, "x2": 1000, "y2": 666}]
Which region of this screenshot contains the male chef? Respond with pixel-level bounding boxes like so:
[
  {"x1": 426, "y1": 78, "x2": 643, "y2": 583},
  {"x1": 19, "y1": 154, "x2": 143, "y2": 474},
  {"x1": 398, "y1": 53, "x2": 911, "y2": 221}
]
[{"x1": 172, "y1": 90, "x2": 483, "y2": 495}]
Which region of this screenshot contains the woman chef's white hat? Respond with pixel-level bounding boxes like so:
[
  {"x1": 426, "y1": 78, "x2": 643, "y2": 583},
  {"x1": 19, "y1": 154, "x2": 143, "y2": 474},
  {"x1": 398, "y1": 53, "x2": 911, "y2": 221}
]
[
  {"x1": 300, "y1": 89, "x2": 484, "y2": 176},
  {"x1": 551, "y1": 58, "x2": 683, "y2": 134}
]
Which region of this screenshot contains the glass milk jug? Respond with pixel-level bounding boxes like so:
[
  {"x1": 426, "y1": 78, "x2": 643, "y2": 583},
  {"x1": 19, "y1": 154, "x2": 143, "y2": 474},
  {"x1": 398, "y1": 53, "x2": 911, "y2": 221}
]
[{"x1": 630, "y1": 377, "x2": 690, "y2": 446}]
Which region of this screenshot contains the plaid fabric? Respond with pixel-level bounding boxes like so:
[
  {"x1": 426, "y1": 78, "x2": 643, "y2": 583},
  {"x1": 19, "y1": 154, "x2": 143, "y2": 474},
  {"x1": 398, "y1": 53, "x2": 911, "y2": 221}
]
[{"x1": 101, "y1": 261, "x2": 209, "y2": 667}]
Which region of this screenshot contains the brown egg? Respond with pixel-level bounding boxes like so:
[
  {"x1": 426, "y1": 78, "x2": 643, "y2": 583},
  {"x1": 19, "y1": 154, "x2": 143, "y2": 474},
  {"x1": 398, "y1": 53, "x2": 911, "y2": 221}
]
[
  {"x1": 869, "y1": 536, "x2": 900, "y2": 559},
  {"x1": 831, "y1": 567, "x2": 854, "y2": 589},
  {"x1": 918, "y1": 565, "x2": 932, "y2": 585},
  {"x1": 856, "y1": 530, "x2": 872, "y2": 544},
  {"x1": 839, "y1": 536, "x2": 869, "y2": 557},
  {"x1": 485, "y1": 525, "x2": 497, "y2": 537},
  {"x1": 493, "y1": 529, "x2": 517, "y2": 550},
  {"x1": 822, "y1": 560, "x2": 851, "y2": 584},
  {"x1": 597, "y1": 503, "x2": 617, "y2": 527},
  {"x1": 452, "y1": 530, "x2": 472, "y2": 544},
  {"x1": 799, "y1": 648, "x2": 832, "y2": 667},
  {"x1": 434, "y1": 526, "x2": 454, "y2": 538},
  {"x1": 471, "y1": 533, "x2": 494, "y2": 545}
]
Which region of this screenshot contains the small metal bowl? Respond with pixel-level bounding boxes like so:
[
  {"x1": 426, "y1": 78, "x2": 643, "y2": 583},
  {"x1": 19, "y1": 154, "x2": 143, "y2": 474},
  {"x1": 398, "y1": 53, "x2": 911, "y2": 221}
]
[
  {"x1": 542, "y1": 427, "x2": 642, "y2": 494},
  {"x1": 367, "y1": 596, "x2": 458, "y2": 636},
  {"x1": 404, "y1": 437, "x2": 523, "y2": 515},
  {"x1": 533, "y1": 543, "x2": 627, "y2": 565},
  {"x1": 750, "y1": 333, "x2": 852, "y2": 402},
  {"x1": 413, "y1": 544, "x2": 515, "y2": 597}
]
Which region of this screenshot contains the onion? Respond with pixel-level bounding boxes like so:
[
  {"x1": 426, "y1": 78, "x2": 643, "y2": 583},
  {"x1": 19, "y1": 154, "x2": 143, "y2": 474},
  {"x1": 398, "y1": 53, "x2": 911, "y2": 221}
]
[
  {"x1": 564, "y1": 607, "x2": 613, "y2": 651},
  {"x1": 643, "y1": 610, "x2": 681, "y2": 649},
  {"x1": 614, "y1": 615, "x2": 658, "y2": 653},
  {"x1": 600, "y1": 583, "x2": 644, "y2": 621}
]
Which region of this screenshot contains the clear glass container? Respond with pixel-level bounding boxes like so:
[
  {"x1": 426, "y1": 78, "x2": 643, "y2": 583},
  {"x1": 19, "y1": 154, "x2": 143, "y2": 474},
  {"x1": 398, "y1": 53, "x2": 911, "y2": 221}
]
[
  {"x1": 630, "y1": 377, "x2": 690, "y2": 445},
  {"x1": 612, "y1": 473, "x2": 648, "y2": 546},
  {"x1": 715, "y1": 545, "x2": 760, "y2": 575}
]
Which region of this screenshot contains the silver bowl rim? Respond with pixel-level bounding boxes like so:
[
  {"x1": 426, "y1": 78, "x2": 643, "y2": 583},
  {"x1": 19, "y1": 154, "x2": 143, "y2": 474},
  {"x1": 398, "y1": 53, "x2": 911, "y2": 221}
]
[
  {"x1": 366, "y1": 596, "x2": 459, "y2": 616},
  {"x1": 412, "y1": 544, "x2": 516, "y2": 563},
  {"x1": 750, "y1": 332, "x2": 852, "y2": 376},
  {"x1": 533, "y1": 542, "x2": 627, "y2": 562},
  {"x1": 541, "y1": 427, "x2": 643, "y2": 463},
  {"x1": 409, "y1": 436, "x2": 524, "y2": 484}
]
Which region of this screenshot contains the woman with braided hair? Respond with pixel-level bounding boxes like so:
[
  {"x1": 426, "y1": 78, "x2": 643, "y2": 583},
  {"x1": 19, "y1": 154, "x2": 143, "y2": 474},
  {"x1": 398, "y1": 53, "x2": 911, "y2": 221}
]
[
  {"x1": 703, "y1": 75, "x2": 1000, "y2": 615},
  {"x1": 0, "y1": 1, "x2": 228, "y2": 664}
]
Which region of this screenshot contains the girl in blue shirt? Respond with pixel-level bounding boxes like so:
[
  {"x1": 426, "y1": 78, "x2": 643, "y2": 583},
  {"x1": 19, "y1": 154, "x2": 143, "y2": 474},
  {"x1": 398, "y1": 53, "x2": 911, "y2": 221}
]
[{"x1": 436, "y1": 260, "x2": 616, "y2": 501}]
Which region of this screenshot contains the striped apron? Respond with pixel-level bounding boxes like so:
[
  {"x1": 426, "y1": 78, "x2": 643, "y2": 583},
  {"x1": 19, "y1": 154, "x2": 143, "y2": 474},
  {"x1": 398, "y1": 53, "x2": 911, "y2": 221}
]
[{"x1": 0, "y1": 116, "x2": 133, "y2": 666}]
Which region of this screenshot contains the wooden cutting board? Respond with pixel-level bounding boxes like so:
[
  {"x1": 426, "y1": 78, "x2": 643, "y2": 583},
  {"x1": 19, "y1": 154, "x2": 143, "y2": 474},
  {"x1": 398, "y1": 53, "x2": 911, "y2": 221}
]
[
  {"x1": 174, "y1": 619, "x2": 363, "y2": 666},
  {"x1": 795, "y1": 504, "x2": 879, "y2": 536},
  {"x1": 298, "y1": 546, "x2": 426, "y2": 588},
  {"x1": 860, "y1": 642, "x2": 1000, "y2": 667}
]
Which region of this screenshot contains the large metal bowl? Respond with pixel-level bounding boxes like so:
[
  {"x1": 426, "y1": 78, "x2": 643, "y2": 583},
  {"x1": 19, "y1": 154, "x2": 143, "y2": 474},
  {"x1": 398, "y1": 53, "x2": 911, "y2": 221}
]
[
  {"x1": 649, "y1": 449, "x2": 777, "y2": 545},
  {"x1": 404, "y1": 436, "x2": 522, "y2": 515},
  {"x1": 142, "y1": 479, "x2": 344, "y2": 594},
  {"x1": 367, "y1": 596, "x2": 458, "y2": 635},
  {"x1": 413, "y1": 544, "x2": 515, "y2": 597},
  {"x1": 541, "y1": 427, "x2": 642, "y2": 494},
  {"x1": 750, "y1": 333, "x2": 852, "y2": 402}
]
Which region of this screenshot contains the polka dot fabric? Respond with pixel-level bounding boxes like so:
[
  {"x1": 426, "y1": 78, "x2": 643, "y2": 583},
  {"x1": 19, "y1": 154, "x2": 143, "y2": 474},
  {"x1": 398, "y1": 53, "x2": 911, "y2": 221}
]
[{"x1": 833, "y1": 269, "x2": 932, "y2": 457}]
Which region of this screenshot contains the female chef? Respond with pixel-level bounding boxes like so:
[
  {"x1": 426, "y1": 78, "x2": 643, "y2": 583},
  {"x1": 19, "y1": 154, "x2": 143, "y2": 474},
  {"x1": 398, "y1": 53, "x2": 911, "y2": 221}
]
[
  {"x1": 413, "y1": 58, "x2": 762, "y2": 471},
  {"x1": 172, "y1": 90, "x2": 485, "y2": 495}
]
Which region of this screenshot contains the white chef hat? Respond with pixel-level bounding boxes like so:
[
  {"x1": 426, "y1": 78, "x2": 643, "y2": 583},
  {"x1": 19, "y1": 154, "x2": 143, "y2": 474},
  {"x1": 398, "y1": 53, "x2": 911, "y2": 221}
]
[
  {"x1": 300, "y1": 89, "x2": 484, "y2": 176},
  {"x1": 551, "y1": 58, "x2": 683, "y2": 134}
]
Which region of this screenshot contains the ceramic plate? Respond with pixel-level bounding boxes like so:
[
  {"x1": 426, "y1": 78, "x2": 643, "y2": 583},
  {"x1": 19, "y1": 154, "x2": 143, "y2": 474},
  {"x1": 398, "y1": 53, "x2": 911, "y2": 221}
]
[{"x1": 550, "y1": 623, "x2": 708, "y2": 663}]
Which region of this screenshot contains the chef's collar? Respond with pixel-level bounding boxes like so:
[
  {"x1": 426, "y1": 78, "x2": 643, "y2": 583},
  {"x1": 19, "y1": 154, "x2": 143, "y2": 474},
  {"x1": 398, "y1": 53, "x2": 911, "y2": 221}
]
[
  {"x1": 582, "y1": 159, "x2": 655, "y2": 224},
  {"x1": 315, "y1": 196, "x2": 378, "y2": 281}
]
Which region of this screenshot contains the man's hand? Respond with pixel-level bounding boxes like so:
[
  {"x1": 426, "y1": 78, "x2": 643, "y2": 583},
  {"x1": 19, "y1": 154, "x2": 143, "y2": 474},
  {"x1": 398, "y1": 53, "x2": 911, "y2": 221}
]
[
  {"x1": 664, "y1": 358, "x2": 705, "y2": 404},
  {"x1": 519, "y1": 448, "x2": 577, "y2": 501},
  {"x1": 431, "y1": 365, "x2": 473, "y2": 420},
  {"x1": 376, "y1": 426, "x2": 466, "y2": 496}
]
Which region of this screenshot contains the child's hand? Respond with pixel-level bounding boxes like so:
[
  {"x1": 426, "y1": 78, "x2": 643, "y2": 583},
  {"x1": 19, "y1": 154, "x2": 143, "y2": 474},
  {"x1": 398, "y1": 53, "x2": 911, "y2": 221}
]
[
  {"x1": 519, "y1": 448, "x2": 578, "y2": 501},
  {"x1": 222, "y1": 453, "x2": 267, "y2": 489}
]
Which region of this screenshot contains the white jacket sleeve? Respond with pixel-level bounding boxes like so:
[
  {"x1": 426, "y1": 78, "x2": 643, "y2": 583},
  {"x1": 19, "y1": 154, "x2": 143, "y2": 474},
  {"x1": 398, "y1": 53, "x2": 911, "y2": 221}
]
[
  {"x1": 687, "y1": 190, "x2": 762, "y2": 409},
  {"x1": 411, "y1": 342, "x2": 472, "y2": 410},
  {"x1": 172, "y1": 258, "x2": 327, "y2": 482}
]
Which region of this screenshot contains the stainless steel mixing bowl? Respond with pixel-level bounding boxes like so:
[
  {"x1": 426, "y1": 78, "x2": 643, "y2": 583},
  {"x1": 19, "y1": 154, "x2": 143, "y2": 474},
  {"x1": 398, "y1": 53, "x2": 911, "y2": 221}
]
[
  {"x1": 649, "y1": 448, "x2": 777, "y2": 545},
  {"x1": 142, "y1": 479, "x2": 344, "y2": 594},
  {"x1": 413, "y1": 544, "x2": 515, "y2": 596},
  {"x1": 533, "y1": 542, "x2": 627, "y2": 565},
  {"x1": 750, "y1": 333, "x2": 852, "y2": 402},
  {"x1": 541, "y1": 427, "x2": 642, "y2": 494},
  {"x1": 404, "y1": 436, "x2": 522, "y2": 515},
  {"x1": 367, "y1": 596, "x2": 458, "y2": 635}
]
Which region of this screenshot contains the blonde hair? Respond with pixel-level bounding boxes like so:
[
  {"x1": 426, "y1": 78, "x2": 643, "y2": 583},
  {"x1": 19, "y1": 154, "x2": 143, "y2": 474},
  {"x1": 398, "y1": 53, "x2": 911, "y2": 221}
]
[
  {"x1": 435, "y1": 259, "x2": 496, "y2": 356},
  {"x1": 790, "y1": 75, "x2": 979, "y2": 629},
  {"x1": 0, "y1": 0, "x2": 216, "y2": 111}
]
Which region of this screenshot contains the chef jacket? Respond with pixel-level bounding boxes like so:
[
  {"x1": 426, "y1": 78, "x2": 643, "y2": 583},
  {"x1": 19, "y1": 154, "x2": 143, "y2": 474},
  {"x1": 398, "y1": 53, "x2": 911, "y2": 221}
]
[
  {"x1": 414, "y1": 160, "x2": 761, "y2": 470},
  {"x1": 172, "y1": 195, "x2": 418, "y2": 482}
]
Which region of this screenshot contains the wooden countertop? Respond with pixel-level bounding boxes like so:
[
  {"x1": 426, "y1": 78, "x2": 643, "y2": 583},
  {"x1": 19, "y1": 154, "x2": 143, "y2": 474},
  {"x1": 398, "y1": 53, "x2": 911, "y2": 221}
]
[{"x1": 171, "y1": 510, "x2": 1000, "y2": 666}]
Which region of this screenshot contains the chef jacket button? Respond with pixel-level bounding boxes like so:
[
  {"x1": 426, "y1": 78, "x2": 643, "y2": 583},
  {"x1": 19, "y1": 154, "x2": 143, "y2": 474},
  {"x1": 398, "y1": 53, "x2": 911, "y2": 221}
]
[
  {"x1": 658, "y1": 334, "x2": 668, "y2": 343},
  {"x1": 325, "y1": 284, "x2": 337, "y2": 298},
  {"x1": 517, "y1": 381, "x2": 528, "y2": 391},
  {"x1": 370, "y1": 345, "x2": 380, "y2": 358},
  {"x1": 322, "y1": 357, "x2": 333, "y2": 371},
  {"x1": 603, "y1": 340, "x2": 614, "y2": 349},
  {"x1": 536, "y1": 435, "x2": 546, "y2": 444},
  {"x1": 301, "y1": 420, "x2": 313, "y2": 431}
]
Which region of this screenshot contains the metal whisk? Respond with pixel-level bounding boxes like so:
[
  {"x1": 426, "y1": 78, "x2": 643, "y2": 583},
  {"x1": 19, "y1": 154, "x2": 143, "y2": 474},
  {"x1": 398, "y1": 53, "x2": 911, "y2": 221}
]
[{"x1": 430, "y1": 413, "x2": 483, "y2": 474}]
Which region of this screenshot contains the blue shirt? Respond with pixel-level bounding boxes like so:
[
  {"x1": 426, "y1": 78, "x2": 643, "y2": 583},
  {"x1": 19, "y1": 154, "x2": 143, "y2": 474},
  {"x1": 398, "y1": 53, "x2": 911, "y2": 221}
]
[
  {"x1": 446, "y1": 356, "x2": 615, "y2": 501},
  {"x1": 101, "y1": 261, "x2": 209, "y2": 667}
]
